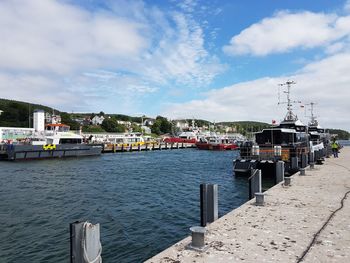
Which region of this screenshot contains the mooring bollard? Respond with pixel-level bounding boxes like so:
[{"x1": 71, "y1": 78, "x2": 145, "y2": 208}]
[
  {"x1": 299, "y1": 168, "x2": 306, "y2": 176},
  {"x1": 70, "y1": 221, "x2": 102, "y2": 263},
  {"x1": 310, "y1": 162, "x2": 315, "y2": 169},
  {"x1": 284, "y1": 176, "x2": 291, "y2": 186},
  {"x1": 255, "y1": 192, "x2": 265, "y2": 206},
  {"x1": 189, "y1": 226, "x2": 206, "y2": 250}
]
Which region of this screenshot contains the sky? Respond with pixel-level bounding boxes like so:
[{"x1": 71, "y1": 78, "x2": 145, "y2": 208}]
[{"x1": 1, "y1": 0, "x2": 350, "y2": 130}]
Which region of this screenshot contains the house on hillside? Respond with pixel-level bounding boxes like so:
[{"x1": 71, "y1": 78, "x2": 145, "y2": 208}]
[
  {"x1": 117, "y1": 120, "x2": 131, "y2": 127},
  {"x1": 141, "y1": 125, "x2": 152, "y2": 134},
  {"x1": 143, "y1": 118, "x2": 155, "y2": 126},
  {"x1": 45, "y1": 112, "x2": 61, "y2": 124},
  {"x1": 0, "y1": 110, "x2": 3, "y2": 116},
  {"x1": 91, "y1": 115, "x2": 105, "y2": 125},
  {"x1": 176, "y1": 121, "x2": 189, "y2": 130}
]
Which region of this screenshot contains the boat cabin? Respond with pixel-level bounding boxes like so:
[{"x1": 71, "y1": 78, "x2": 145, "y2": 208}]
[{"x1": 255, "y1": 128, "x2": 309, "y2": 146}]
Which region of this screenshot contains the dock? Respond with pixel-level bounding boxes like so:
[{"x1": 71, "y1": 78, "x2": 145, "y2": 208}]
[
  {"x1": 146, "y1": 147, "x2": 350, "y2": 262},
  {"x1": 101, "y1": 142, "x2": 196, "y2": 153}
]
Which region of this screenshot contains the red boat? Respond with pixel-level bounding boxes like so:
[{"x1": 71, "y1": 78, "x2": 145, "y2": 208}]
[
  {"x1": 195, "y1": 136, "x2": 239, "y2": 151},
  {"x1": 163, "y1": 131, "x2": 198, "y2": 144}
]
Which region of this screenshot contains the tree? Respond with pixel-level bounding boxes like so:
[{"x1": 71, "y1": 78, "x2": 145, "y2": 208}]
[
  {"x1": 151, "y1": 116, "x2": 172, "y2": 135},
  {"x1": 82, "y1": 125, "x2": 105, "y2": 132},
  {"x1": 130, "y1": 123, "x2": 142, "y2": 133},
  {"x1": 101, "y1": 118, "x2": 126, "y2": 132},
  {"x1": 60, "y1": 112, "x2": 80, "y2": 130}
]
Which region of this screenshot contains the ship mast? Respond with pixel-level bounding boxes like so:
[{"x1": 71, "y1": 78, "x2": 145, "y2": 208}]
[
  {"x1": 278, "y1": 80, "x2": 299, "y2": 121},
  {"x1": 306, "y1": 102, "x2": 318, "y2": 126}
]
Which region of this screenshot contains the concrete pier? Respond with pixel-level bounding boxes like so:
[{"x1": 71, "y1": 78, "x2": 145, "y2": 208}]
[{"x1": 146, "y1": 147, "x2": 350, "y2": 263}]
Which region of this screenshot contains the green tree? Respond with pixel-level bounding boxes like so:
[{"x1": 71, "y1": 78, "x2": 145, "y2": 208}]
[
  {"x1": 130, "y1": 123, "x2": 142, "y2": 133},
  {"x1": 151, "y1": 116, "x2": 172, "y2": 135},
  {"x1": 60, "y1": 112, "x2": 80, "y2": 130},
  {"x1": 82, "y1": 125, "x2": 105, "y2": 132},
  {"x1": 101, "y1": 118, "x2": 126, "y2": 132}
]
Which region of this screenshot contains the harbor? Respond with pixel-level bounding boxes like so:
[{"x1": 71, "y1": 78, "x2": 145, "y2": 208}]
[
  {"x1": 2, "y1": 1, "x2": 350, "y2": 262},
  {"x1": 0, "y1": 149, "x2": 247, "y2": 262},
  {"x1": 146, "y1": 147, "x2": 350, "y2": 263}
]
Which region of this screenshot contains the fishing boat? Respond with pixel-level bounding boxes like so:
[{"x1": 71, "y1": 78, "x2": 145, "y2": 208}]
[
  {"x1": 163, "y1": 131, "x2": 198, "y2": 144},
  {"x1": 196, "y1": 134, "x2": 239, "y2": 150}
]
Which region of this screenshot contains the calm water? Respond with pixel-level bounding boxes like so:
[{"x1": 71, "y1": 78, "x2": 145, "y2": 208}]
[{"x1": 0, "y1": 149, "x2": 248, "y2": 263}]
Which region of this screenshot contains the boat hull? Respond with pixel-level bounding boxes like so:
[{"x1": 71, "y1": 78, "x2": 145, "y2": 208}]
[
  {"x1": 196, "y1": 142, "x2": 238, "y2": 151},
  {"x1": 3, "y1": 144, "x2": 102, "y2": 160}
]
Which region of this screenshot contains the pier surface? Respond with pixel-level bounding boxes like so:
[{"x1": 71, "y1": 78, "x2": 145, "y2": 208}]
[{"x1": 146, "y1": 147, "x2": 350, "y2": 263}]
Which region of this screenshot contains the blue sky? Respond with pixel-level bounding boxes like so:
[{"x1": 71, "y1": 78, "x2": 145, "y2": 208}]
[{"x1": 1, "y1": 0, "x2": 350, "y2": 130}]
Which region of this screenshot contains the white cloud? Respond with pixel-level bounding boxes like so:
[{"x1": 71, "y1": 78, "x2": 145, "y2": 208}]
[
  {"x1": 0, "y1": 0, "x2": 146, "y2": 74},
  {"x1": 223, "y1": 11, "x2": 350, "y2": 56},
  {"x1": 163, "y1": 51, "x2": 350, "y2": 130},
  {"x1": 0, "y1": 0, "x2": 224, "y2": 112}
]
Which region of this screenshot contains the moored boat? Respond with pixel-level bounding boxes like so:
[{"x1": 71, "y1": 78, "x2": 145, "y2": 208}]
[
  {"x1": 196, "y1": 134, "x2": 239, "y2": 150},
  {"x1": 0, "y1": 110, "x2": 102, "y2": 161}
]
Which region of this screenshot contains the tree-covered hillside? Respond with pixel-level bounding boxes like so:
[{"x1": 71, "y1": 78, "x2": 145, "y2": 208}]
[
  {"x1": 0, "y1": 98, "x2": 57, "y2": 127},
  {"x1": 328, "y1": 129, "x2": 350, "y2": 140}
]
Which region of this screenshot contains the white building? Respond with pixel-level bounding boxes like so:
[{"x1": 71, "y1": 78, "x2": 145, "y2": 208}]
[
  {"x1": 117, "y1": 120, "x2": 131, "y2": 127},
  {"x1": 91, "y1": 115, "x2": 105, "y2": 125},
  {"x1": 143, "y1": 118, "x2": 155, "y2": 126},
  {"x1": 45, "y1": 112, "x2": 61, "y2": 124},
  {"x1": 0, "y1": 110, "x2": 3, "y2": 116},
  {"x1": 176, "y1": 121, "x2": 189, "y2": 130},
  {"x1": 141, "y1": 125, "x2": 151, "y2": 134}
]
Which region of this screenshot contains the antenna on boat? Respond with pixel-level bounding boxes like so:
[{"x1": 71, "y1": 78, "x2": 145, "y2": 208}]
[
  {"x1": 305, "y1": 102, "x2": 318, "y2": 126},
  {"x1": 278, "y1": 80, "x2": 301, "y2": 121}
]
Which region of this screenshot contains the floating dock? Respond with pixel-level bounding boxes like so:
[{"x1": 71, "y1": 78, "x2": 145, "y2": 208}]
[
  {"x1": 101, "y1": 142, "x2": 196, "y2": 153},
  {"x1": 146, "y1": 147, "x2": 350, "y2": 262}
]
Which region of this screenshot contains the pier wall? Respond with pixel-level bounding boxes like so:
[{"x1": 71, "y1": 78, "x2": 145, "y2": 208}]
[{"x1": 146, "y1": 147, "x2": 350, "y2": 263}]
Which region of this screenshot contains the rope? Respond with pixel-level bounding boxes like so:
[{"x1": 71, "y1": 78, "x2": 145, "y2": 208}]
[
  {"x1": 82, "y1": 222, "x2": 102, "y2": 263},
  {"x1": 297, "y1": 160, "x2": 350, "y2": 262}
]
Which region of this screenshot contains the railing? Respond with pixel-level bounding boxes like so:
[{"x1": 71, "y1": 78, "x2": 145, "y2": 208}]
[{"x1": 240, "y1": 144, "x2": 309, "y2": 162}]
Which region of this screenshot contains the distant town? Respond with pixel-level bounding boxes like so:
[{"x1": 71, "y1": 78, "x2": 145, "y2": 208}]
[{"x1": 0, "y1": 98, "x2": 349, "y2": 139}]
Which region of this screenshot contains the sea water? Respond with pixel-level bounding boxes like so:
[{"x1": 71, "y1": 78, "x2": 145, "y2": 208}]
[{"x1": 0, "y1": 149, "x2": 247, "y2": 262}]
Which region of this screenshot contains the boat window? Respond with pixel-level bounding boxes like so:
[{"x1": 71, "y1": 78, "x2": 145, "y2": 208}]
[
  {"x1": 59, "y1": 138, "x2": 82, "y2": 144},
  {"x1": 47, "y1": 139, "x2": 54, "y2": 144}
]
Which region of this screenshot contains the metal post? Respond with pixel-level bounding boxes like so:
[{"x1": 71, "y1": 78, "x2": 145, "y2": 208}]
[
  {"x1": 275, "y1": 161, "x2": 285, "y2": 184},
  {"x1": 207, "y1": 184, "x2": 218, "y2": 223},
  {"x1": 200, "y1": 184, "x2": 207, "y2": 227},
  {"x1": 249, "y1": 169, "x2": 262, "y2": 199}
]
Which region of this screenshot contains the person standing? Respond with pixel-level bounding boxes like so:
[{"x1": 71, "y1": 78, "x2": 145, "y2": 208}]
[{"x1": 331, "y1": 139, "x2": 339, "y2": 158}]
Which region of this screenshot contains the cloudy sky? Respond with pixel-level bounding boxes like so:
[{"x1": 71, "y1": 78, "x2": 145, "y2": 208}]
[{"x1": 1, "y1": 0, "x2": 350, "y2": 130}]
